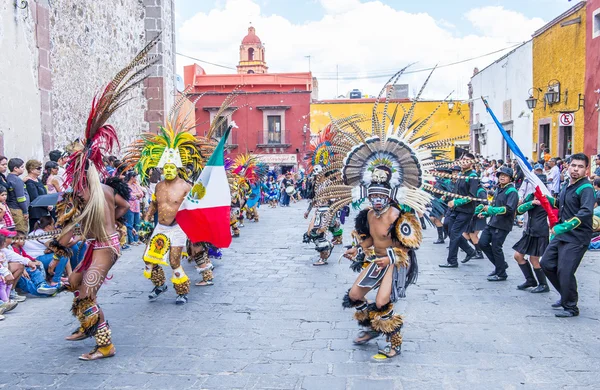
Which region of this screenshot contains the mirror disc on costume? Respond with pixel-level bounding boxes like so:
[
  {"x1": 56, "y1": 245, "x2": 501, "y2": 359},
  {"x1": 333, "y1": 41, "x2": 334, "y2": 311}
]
[{"x1": 394, "y1": 213, "x2": 422, "y2": 249}]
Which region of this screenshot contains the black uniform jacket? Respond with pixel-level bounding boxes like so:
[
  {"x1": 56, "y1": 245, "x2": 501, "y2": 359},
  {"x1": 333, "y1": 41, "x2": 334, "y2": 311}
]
[
  {"x1": 556, "y1": 177, "x2": 595, "y2": 245},
  {"x1": 454, "y1": 169, "x2": 479, "y2": 214},
  {"x1": 488, "y1": 183, "x2": 519, "y2": 232}
]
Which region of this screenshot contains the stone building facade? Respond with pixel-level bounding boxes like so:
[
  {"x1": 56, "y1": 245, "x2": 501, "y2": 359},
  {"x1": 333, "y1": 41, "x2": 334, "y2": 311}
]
[{"x1": 0, "y1": 0, "x2": 176, "y2": 161}]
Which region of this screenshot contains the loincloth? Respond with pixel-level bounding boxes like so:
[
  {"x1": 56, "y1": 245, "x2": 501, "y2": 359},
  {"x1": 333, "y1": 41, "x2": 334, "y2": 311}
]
[
  {"x1": 143, "y1": 223, "x2": 187, "y2": 265},
  {"x1": 78, "y1": 233, "x2": 121, "y2": 271}
]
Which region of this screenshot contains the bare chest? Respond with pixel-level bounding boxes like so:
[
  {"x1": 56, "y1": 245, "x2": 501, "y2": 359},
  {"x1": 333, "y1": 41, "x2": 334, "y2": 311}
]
[
  {"x1": 155, "y1": 186, "x2": 187, "y2": 207},
  {"x1": 368, "y1": 213, "x2": 394, "y2": 242}
]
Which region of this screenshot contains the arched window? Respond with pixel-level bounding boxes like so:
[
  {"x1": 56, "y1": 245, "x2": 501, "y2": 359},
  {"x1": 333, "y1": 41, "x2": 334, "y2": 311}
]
[
  {"x1": 247, "y1": 70, "x2": 255, "y2": 74},
  {"x1": 248, "y1": 48, "x2": 254, "y2": 61}
]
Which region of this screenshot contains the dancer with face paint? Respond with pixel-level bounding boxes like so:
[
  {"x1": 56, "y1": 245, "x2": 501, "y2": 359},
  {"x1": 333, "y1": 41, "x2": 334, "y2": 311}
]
[
  {"x1": 126, "y1": 98, "x2": 205, "y2": 306},
  {"x1": 313, "y1": 67, "x2": 468, "y2": 360},
  {"x1": 302, "y1": 124, "x2": 342, "y2": 266}
]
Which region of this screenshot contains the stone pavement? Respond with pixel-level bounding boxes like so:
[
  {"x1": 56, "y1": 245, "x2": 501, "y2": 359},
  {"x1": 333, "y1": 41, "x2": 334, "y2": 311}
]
[{"x1": 1, "y1": 201, "x2": 600, "y2": 389}]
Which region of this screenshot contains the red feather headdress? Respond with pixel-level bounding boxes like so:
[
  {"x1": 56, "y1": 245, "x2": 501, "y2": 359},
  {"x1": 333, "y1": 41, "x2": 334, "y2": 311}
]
[{"x1": 64, "y1": 34, "x2": 161, "y2": 193}]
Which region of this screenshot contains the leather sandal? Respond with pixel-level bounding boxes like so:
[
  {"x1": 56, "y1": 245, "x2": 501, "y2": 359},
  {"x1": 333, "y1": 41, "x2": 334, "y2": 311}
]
[
  {"x1": 79, "y1": 344, "x2": 116, "y2": 361},
  {"x1": 373, "y1": 344, "x2": 401, "y2": 360}
]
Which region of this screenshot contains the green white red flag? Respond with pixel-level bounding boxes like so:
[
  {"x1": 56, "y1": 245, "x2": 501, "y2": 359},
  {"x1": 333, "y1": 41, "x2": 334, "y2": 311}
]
[{"x1": 176, "y1": 124, "x2": 234, "y2": 247}]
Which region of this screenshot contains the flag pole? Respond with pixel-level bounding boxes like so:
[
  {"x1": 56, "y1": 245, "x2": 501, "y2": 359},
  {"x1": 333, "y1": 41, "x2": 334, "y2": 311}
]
[{"x1": 481, "y1": 97, "x2": 558, "y2": 227}]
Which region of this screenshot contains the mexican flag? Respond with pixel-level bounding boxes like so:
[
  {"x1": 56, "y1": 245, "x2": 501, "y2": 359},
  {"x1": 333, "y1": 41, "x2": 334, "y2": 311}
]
[{"x1": 176, "y1": 125, "x2": 233, "y2": 248}]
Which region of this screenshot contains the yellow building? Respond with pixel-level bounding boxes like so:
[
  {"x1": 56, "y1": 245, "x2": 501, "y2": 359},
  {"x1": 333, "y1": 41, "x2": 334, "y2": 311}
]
[
  {"x1": 532, "y1": 1, "x2": 586, "y2": 160},
  {"x1": 311, "y1": 99, "x2": 470, "y2": 158}
]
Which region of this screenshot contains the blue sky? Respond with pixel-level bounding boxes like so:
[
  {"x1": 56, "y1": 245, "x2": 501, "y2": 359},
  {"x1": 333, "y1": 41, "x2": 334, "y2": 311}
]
[
  {"x1": 175, "y1": 0, "x2": 575, "y2": 35},
  {"x1": 174, "y1": 0, "x2": 579, "y2": 99}
]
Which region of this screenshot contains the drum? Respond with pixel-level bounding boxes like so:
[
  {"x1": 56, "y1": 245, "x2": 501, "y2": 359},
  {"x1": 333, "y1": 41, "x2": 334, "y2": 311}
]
[{"x1": 285, "y1": 186, "x2": 295, "y2": 195}]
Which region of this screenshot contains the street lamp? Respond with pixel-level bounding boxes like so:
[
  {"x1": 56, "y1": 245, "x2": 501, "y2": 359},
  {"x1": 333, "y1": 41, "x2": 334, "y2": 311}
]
[
  {"x1": 526, "y1": 87, "x2": 542, "y2": 110},
  {"x1": 544, "y1": 79, "x2": 560, "y2": 105}
]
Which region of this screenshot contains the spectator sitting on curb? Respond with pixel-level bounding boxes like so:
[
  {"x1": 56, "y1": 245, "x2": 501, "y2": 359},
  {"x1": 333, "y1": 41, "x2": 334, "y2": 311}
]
[
  {"x1": 0, "y1": 231, "x2": 19, "y2": 320},
  {"x1": 12, "y1": 231, "x2": 57, "y2": 296}
]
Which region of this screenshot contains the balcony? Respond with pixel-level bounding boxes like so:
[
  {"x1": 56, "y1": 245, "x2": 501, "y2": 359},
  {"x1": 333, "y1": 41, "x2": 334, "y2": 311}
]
[{"x1": 256, "y1": 131, "x2": 290, "y2": 149}]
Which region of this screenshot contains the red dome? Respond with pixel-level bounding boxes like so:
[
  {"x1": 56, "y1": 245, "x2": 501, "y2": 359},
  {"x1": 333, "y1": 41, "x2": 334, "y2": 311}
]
[{"x1": 242, "y1": 26, "x2": 261, "y2": 45}]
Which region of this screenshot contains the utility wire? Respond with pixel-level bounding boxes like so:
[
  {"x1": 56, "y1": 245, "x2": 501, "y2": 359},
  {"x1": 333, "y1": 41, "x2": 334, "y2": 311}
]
[
  {"x1": 176, "y1": 52, "x2": 237, "y2": 70},
  {"x1": 176, "y1": 42, "x2": 524, "y2": 81}
]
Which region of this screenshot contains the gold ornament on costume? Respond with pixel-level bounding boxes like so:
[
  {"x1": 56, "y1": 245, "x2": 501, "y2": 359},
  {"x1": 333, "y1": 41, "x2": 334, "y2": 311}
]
[{"x1": 143, "y1": 234, "x2": 171, "y2": 265}]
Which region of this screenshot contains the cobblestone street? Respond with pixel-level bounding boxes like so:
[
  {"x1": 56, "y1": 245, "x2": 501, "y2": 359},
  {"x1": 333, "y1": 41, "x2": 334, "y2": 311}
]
[{"x1": 1, "y1": 201, "x2": 600, "y2": 389}]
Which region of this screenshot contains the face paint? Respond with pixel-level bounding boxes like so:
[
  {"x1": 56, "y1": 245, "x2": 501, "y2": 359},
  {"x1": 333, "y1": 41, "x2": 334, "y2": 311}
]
[
  {"x1": 163, "y1": 164, "x2": 178, "y2": 181},
  {"x1": 369, "y1": 195, "x2": 390, "y2": 212}
]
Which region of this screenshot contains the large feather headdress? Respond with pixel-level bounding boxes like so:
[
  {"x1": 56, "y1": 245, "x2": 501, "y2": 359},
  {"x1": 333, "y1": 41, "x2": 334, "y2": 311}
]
[
  {"x1": 315, "y1": 65, "x2": 462, "y2": 220},
  {"x1": 126, "y1": 89, "x2": 207, "y2": 183},
  {"x1": 64, "y1": 34, "x2": 161, "y2": 193},
  {"x1": 305, "y1": 124, "x2": 335, "y2": 175}
]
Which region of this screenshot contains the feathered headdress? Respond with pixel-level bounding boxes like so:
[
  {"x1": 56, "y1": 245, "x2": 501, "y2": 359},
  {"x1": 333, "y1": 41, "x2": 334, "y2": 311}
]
[
  {"x1": 59, "y1": 34, "x2": 161, "y2": 245},
  {"x1": 315, "y1": 65, "x2": 464, "y2": 220},
  {"x1": 64, "y1": 34, "x2": 161, "y2": 193},
  {"x1": 305, "y1": 124, "x2": 334, "y2": 175},
  {"x1": 232, "y1": 153, "x2": 261, "y2": 184},
  {"x1": 126, "y1": 89, "x2": 206, "y2": 183}
]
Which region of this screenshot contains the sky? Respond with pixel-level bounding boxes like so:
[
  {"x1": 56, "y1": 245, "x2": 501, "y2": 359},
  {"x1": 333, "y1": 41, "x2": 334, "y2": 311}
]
[{"x1": 175, "y1": 0, "x2": 578, "y2": 100}]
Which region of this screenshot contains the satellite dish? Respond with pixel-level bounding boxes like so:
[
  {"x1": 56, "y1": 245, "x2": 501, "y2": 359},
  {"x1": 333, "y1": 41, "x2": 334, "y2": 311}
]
[{"x1": 175, "y1": 74, "x2": 184, "y2": 92}]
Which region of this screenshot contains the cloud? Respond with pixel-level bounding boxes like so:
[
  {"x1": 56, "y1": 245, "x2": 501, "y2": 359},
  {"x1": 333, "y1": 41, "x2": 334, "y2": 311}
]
[
  {"x1": 176, "y1": 1, "x2": 546, "y2": 100},
  {"x1": 465, "y1": 6, "x2": 545, "y2": 42},
  {"x1": 319, "y1": 0, "x2": 362, "y2": 14}
]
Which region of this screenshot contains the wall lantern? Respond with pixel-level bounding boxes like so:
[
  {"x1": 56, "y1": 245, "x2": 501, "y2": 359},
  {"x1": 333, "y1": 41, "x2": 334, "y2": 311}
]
[
  {"x1": 544, "y1": 80, "x2": 561, "y2": 105},
  {"x1": 526, "y1": 88, "x2": 543, "y2": 110}
]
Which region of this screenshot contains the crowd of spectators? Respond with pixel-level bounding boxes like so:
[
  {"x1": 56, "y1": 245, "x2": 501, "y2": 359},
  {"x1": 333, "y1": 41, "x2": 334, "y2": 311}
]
[{"x1": 0, "y1": 150, "x2": 152, "y2": 321}]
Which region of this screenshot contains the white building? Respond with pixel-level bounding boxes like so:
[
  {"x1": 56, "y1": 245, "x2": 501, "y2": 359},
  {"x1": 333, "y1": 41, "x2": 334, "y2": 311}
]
[{"x1": 470, "y1": 41, "x2": 534, "y2": 161}]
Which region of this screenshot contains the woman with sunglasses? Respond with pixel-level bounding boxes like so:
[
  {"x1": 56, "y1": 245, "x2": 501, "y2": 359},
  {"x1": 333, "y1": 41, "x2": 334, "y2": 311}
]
[{"x1": 24, "y1": 159, "x2": 49, "y2": 232}]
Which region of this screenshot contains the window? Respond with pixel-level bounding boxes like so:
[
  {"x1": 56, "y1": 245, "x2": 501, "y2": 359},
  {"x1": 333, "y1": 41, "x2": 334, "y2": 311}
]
[
  {"x1": 594, "y1": 8, "x2": 600, "y2": 39},
  {"x1": 248, "y1": 48, "x2": 254, "y2": 60},
  {"x1": 214, "y1": 115, "x2": 228, "y2": 139},
  {"x1": 267, "y1": 115, "x2": 281, "y2": 144}
]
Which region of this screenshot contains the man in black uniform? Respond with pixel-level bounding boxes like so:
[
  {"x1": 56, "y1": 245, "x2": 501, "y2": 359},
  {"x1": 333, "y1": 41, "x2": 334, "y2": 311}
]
[
  {"x1": 512, "y1": 187, "x2": 555, "y2": 293},
  {"x1": 541, "y1": 153, "x2": 595, "y2": 317},
  {"x1": 475, "y1": 166, "x2": 519, "y2": 281},
  {"x1": 439, "y1": 154, "x2": 479, "y2": 268}
]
